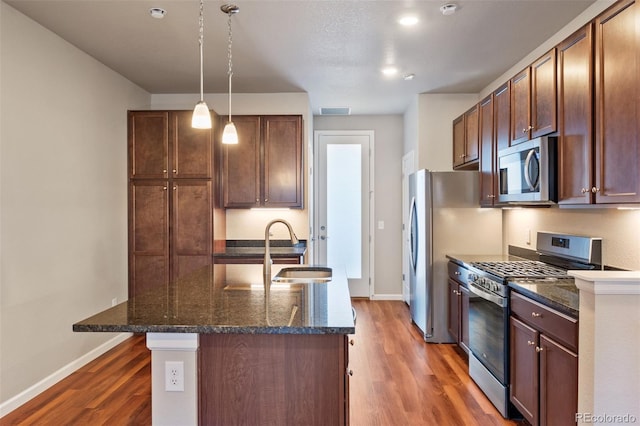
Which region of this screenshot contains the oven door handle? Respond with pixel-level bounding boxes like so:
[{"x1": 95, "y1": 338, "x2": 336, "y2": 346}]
[{"x1": 468, "y1": 282, "x2": 507, "y2": 308}]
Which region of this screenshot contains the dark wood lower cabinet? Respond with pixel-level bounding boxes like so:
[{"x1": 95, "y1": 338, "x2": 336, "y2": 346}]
[
  {"x1": 539, "y1": 335, "x2": 578, "y2": 426},
  {"x1": 447, "y1": 262, "x2": 470, "y2": 353},
  {"x1": 510, "y1": 316, "x2": 539, "y2": 425},
  {"x1": 510, "y1": 292, "x2": 578, "y2": 426},
  {"x1": 199, "y1": 333, "x2": 349, "y2": 425}
]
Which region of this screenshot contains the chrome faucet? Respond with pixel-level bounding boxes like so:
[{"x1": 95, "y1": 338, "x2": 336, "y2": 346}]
[{"x1": 263, "y1": 219, "x2": 299, "y2": 284}]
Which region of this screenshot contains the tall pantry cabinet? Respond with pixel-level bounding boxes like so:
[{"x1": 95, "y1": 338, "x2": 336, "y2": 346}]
[{"x1": 127, "y1": 110, "x2": 225, "y2": 297}]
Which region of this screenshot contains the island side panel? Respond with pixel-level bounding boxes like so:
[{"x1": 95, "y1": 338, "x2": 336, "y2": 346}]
[{"x1": 199, "y1": 333, "x2": 346, "y2": 425}]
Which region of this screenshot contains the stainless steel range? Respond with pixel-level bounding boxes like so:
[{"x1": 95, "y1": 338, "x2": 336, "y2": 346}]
[{"x1": 461, "y1": 232, "x2": 602, "y2": 418}]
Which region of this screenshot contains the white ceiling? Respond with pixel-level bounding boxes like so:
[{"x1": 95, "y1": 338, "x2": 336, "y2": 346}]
[{"x1": 5, "y1": 0, "x2": 596, "y2": 115}]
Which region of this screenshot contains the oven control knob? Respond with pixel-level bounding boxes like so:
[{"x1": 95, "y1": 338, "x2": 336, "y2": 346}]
[{"x1": 469, "y1": 273, "x2": 477, "y2": 282}]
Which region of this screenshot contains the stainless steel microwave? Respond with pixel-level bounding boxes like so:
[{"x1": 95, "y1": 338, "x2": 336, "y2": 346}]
[{"x1": 497, "y1": 136, "x2": 557, "y2": 204}]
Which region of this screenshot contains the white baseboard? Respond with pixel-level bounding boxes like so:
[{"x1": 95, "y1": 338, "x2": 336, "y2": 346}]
[
  {"x1": 370, "y1": 293, "x2": 404, "y2": 301},
  {"x1": 0, "y1": 332, "x2": 133, "y2": 418}
]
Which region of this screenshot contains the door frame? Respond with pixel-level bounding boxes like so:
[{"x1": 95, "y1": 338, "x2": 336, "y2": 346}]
[{"x1": 313, "y1": 130, "x2": 375, "y2": 299}]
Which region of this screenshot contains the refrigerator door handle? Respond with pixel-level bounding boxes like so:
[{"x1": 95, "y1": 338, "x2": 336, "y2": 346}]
[{"x1": 409, "y1": 196, "x2": 417, "y2": 271}]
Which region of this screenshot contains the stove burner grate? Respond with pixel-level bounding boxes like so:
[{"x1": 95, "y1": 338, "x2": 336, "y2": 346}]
[{"x1": 471, "y1": 260, "x2": 567, "y2": 278}]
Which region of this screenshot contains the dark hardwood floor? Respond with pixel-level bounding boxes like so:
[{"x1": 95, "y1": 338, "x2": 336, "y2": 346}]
[{"x1": 1, "y1": 300, "x2": 521, "y2": 425}]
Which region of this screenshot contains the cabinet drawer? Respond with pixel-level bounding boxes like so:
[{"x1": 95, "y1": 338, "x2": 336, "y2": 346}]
[
  {"x1": 448, "y1": 261, "x2": 470, "y2": 285},
  {"x1": 510, "y1": 292, "x2": 578, "y2": 352}
]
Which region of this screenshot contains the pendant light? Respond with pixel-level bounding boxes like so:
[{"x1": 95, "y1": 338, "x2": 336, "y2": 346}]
[
  {"x1": 192, "y1": 0, "x2": 212, "y2": 129},
  {"x1": 221, "y1": 4, "x2": 239, "y2": 144}
]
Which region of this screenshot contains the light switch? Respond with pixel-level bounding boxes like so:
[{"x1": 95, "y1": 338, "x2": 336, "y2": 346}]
[{"x1": 378, "y1": 221, "x2": 385, "y2": 230}]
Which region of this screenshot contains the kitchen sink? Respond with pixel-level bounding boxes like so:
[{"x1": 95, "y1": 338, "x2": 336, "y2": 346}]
[{"x1": 273, "y1": 266, "x2": 332, "y2": 283}]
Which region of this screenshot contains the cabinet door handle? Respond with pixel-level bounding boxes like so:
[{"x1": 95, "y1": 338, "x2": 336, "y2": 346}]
[
  {"x1": 349, "y1": 339, "x2": 355, "y2": 346},
  {"x1": 488, "y1": 194, "x2": 496, "y2": 198},
  {"x1": 162, "y1": 169, "x2": 167, "y2": 173},
  {"x1": 454, "y1": 271, "x2": 461, "y2": 276},
  {"x1": 527, "y1": 340, "x2": 536, "y2": 346},
  {"x1": 172, "y1": 169, "x2": 177, "y2": 174},
  {"x1": 346, "y1": 369, "x2": 354, "y2": 376},
  {"x1": 591, "y1": 187, "x2": 600, "y2": 193},
  {"x1": 535, "y1": 347, "x2": 544, "y2": 353},
  {"x1": 163, "y1": 186, "x2": 167, "y2": 190},
  {"x1": 581, "y1": 188, "x2": 589, "y2": 194},
  {"x1": 531, "y1": 312, "x2": 541, "y2": 318},
  {"x1": 522, "y1": 125, "x2": 534, "y2": 134}
]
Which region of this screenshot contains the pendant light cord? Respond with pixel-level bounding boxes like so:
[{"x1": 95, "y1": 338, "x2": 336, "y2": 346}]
[
  {"x1": 198, "y1": 0, "x2": 205, "y2": 103},
  {"x1": 227, "y1": 10, "x2": 234, "y2": 123}
]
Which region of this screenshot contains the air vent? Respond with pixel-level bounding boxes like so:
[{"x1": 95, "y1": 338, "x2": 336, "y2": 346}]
[{"x1": 320, "y1": 107, "x2": 351, "y2": 115}]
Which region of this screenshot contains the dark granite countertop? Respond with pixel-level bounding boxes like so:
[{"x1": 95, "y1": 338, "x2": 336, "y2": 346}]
[
  {"x1": 73, "y1": 263, "x2": 354, "y2": 335},
  {"x1": 446, "y1": 253, "x2": 522, "y2": 268},
  {"x1": 508, "y1": 279, "x2": 579, "y2": 318},
  {"x1": 213, "y1": 240, "x2": 307, "y2": 259}
]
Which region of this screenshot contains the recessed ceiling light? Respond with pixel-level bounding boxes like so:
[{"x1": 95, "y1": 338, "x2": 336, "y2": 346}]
[
  {"x1": 398, "y1": 15, "x2": 419, "y2": 26},
  {"x1": 149, "y1": 7, "x2": 167, "y2": 19},
  {"x1": 403, "y1": 73, "x2": 415, "y2": 81},
  {"x1": 382, "y1": 67, "x2": 398, "y2": 76},
  {"x1": 440, "y1": 3, "x2": 458, "y2": 16}
]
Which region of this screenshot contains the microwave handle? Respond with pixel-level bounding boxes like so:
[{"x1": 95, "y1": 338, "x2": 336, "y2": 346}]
[{"x1": 523, "y1": 148, "x2": 536, "y2": 191}]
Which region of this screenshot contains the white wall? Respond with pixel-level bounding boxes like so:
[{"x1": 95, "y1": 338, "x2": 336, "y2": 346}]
[
  {"x1": 314, "y1": 115, "x2": 404, "y2": 297},
  {"x1": 0, "y1": 2, "x2": 150, "y2": 409},
  {"x1": 417, "y1": 94, "x2": 479, "y2": 171},
  {"x1": 151, "y1": 93, "x2": 312, "y2": 241},
  {"x1": 402, "y1": 93, "x2": 478, "y2": 170}
]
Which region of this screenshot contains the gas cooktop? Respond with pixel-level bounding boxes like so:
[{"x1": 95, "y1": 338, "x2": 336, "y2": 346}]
[{"x1": 470, "y1": 260, "x2": 568, "y2": 279}]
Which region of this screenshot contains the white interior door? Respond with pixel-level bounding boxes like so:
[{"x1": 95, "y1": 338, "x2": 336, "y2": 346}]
[{"x1": 314, "y1": 131, "x2": 372, "y2": 298}]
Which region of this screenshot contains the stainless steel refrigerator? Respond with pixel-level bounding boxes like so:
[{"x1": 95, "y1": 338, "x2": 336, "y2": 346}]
[{"x1": 409, "y1": 169, "x2": 502, "y2": 342}]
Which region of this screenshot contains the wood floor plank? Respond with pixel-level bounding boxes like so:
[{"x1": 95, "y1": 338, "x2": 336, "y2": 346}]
[{"x1": 2, "y1": 301, "x2": 522, "y2": 425}]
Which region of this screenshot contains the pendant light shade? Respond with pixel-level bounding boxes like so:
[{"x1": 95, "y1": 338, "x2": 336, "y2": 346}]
[
  {"x1": 192, "y1": 101, "x2": 211, "y2": 129},
  {"x1": 192, "y1": 0, "x2": 211, "y2": 129},
  {"x1": 221, "y1": 4, "x2": 239, "y2": 144},
  {"x1": 222, "y1": 122, "x2": 238, "y2": 144}
]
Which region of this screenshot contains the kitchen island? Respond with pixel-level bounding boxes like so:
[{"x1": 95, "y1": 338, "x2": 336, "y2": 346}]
[{"x1": 74, "y1": 263, "x2": 355, "y2": 426}]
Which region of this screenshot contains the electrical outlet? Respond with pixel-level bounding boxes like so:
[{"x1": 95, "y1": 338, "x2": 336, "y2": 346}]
[{"x1": 165, "y1": 361, "x2": 184, "y2": 392}]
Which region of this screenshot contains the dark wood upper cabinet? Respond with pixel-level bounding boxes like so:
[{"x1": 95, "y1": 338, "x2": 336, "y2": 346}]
[
  {"x1": 453, "y1": 105, "x2": 479, "y2": 170},
  {"x1": 129, "y1": 110, "x2": 214, "y2": 180},
  {"x1": 511, "y1": 69, "x2": 532, "y2": 145},
  {"x1": 453, "y1": 115, "x2": 466, "y2": 169},
  {"x1": 170, "y1": 112, "x2": 214, "y2": 179},
  {"x1": 128, "y1": 112, "x2": 169, "y2": 179},
  {"x1": 479, "y1": 94, "x2": 496, "y2": 206},
  {"x1": 263, "y1": 115, "x2": 304, "y2": 208},
  {"x1": 531, "y1": 50, "x2": 558, "y2": 139},
  {"x1": 222, "y1": 116, "x2": 261, "y2": 208},
  {"x1": 223, "y1": 115, "x2": 303, "y2": 208},
  {"x1": 557, "y1": 24, "x2": 594, "y2": 205},
  {"x1": 594, "y1": 0, "x2": 640, "y2": 203},
  {"x1": 494, "y1": 82, "x2": 512, "y2": 155},
  {"x1": 511, "y1": 49, "x2": 557, "y2": 145}
]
